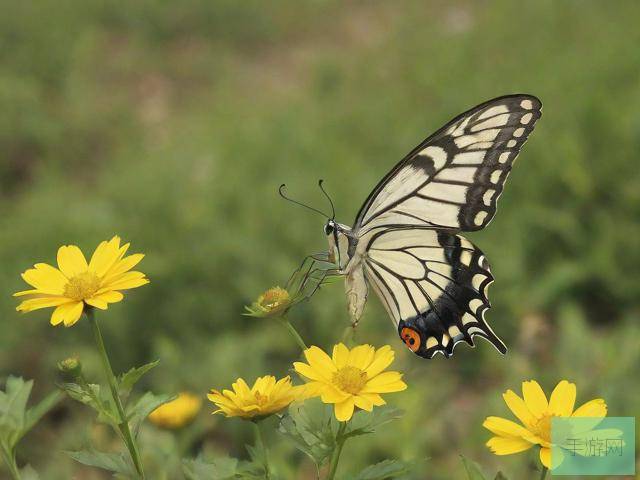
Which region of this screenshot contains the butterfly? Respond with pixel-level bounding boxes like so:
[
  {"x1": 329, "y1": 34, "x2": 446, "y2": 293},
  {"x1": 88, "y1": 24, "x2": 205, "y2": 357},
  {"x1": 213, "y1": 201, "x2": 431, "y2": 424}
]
[{"x1": 282, "y1": 95, "x2": 542, "y2": 359}]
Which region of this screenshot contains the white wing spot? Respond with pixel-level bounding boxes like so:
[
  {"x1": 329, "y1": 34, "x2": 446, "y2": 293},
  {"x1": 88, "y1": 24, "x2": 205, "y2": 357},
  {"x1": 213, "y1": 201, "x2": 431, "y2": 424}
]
[
  {"x1": 436, "y1": 166, "x2": 477, "y2": 184},
  {"x1": 467, "y1": 326, "x2": 483, "y2": 335},
  {"x1": 513, "y1": 127, "x2": 525, "y2": 138},
  {"x1": 483, "y1": 189, "x2": 495, "y2": 206},
  {"x1": 460, "y1": 250, "x2": 473, "y2": 266},
  {"x1": 474, "y1": 211, "x2": 488, "y2": 226},
  {"x1": 471, "y1": 113, "x2": 510, "y2": 132},
  {"x1": 449, "y1": 325, "x2": 461, "y2": 337},
  {"x1": 452, "y1": 151, "x2": 485, "y2": 165},
  {"x1": 469, "y1": 298, "x2": 483, "y2": 314},
  {"x1": 507, "y1": 139, "x2": 517, "y2": 148},
  {"x1": 472, "y1": 273, "x2": 486, "y2": 290},
  {"x1": 490, "y1": 170, "x2": 502, "y2": 184},
  {"x1": 521, "y1": 113, "x2": 533, "y2": 124},
  {"x1": 419, "y1": 146, "x2": 448, "y2": 170},
  {"x1": 441, "y1": 333, "x2": 450, "y2": 347},
  {"x1": 426, "y1": 337, "x2": 438, "y2": 349},
  {"x1": 462, "y1": 312, "x2": 476, "y2": 325},
  {"x1": 520, "y1": 99, "x2": 533, "y2": 110},
  {"x1": 498, "y1": 152, "x2": 511, "y2": 164}
]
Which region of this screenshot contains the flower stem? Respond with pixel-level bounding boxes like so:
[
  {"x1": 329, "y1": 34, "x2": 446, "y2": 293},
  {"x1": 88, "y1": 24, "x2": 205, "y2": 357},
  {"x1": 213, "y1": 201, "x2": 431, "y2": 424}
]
[
  {"x1": 278, "y1": 317, "x2": 308, "y2": 351},
  {"x1": 539, "y1": 466, "x2": 548, "y2": 480},
  {"x1": 88, "y1": 309, "x2": 145, "y2": 479},
  {"x1": 326, "y1": 422, "x2": 348, "y2": 480},
  {"x1": 1, "y1": 446, "x2": 21, "y2": 480},
  {"x1": 253, "y1": 421, "x2": 271, "y2": 479}
]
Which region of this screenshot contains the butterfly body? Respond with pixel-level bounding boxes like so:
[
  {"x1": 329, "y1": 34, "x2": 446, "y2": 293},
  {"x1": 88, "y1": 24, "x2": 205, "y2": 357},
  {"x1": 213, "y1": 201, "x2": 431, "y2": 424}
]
[{"x1": 321, "y1": 95, "x2": 542, "y2": 359}]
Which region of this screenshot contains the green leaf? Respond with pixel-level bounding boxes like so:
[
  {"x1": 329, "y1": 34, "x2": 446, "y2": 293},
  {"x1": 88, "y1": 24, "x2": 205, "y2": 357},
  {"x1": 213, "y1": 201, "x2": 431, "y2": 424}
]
[
  {"x1": 58, "y1": 382, "x2": 119, "y2": 426},
  {"x1": 460, "y1": 455, "x2": 488, "y2": 480},
  {"x1": 0, "y1": 376, "x2": 34, "y2": 447},
  {"x1": 354, "y1": 459, "x2": 415, "y2": 480},
  {"x1": 118, "y1": 360, "x2": 159, "y2": 397},
  {"x1": 343, "y1": 405, "x2": 404, "y2": 439},
  {"x1": 126, "y1": 392, "x2": 176, "y2": 436},
  {"x1": 67, "y1": 449, "x2": 136, "y2": 476},
  {"x1": 278, "y1": 400, "x2": 335, "y2": 467},
  {"x1": 182, "y1": 457, "x2": 239, "y2": 480}
]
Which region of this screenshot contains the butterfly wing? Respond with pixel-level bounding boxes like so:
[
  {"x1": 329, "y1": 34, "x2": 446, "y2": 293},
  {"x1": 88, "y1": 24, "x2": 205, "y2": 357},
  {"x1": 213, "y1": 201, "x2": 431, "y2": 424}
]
[
  {"x1": 362, "y1": 227, "x2": 505, "y2": 358},
  {"x1": 353, "y1": 95, "x2": 542, "y2": 235}
]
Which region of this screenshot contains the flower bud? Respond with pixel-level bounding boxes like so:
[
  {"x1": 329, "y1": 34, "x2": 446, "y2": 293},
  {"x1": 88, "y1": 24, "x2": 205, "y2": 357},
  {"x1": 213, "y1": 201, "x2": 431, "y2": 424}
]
[{"x1": 58, "y1": 357, "x2": 82, "y2": 379}]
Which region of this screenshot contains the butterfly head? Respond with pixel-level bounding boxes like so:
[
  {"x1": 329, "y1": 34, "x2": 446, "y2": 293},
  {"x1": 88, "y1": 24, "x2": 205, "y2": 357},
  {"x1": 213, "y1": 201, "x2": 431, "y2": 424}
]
[{"x1": 325, "y1": 220, "x2": 352, "y2": 269}]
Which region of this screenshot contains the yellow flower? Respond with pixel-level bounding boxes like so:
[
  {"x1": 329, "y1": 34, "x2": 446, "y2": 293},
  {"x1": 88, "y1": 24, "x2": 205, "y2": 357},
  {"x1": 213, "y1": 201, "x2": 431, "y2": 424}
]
[
  {"x1": 148, "y1": 392, "x2": 202, "y2": 429},
  {"x1": 244, "y1": 286, "x2": 291, "y2": 318},
  {"x1": 208, "y1": 375, "x2": 300, "y2": 420},
  {"x1": 483, "y1": 380, "x2": 607, "y2": 469},
  {"x1": 294, "y1": 344, "x2": 407, "y2": 422},
  {"x1": 14, "y1": 236, "x2": 149, "y2": 327}
]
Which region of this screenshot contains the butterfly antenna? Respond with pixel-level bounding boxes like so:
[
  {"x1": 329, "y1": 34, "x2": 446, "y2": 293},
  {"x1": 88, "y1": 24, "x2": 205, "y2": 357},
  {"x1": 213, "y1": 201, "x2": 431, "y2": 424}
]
[
  {"x1": 318, "y1": 179, "x2": 336, "y2": 220},
  {"x1": 279, "y1": 184, "x2": 330, "y2": 218}
]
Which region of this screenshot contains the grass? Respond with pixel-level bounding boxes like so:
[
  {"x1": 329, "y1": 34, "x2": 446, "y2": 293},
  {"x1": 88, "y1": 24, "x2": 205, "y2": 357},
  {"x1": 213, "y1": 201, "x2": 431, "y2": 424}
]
[{"x1": 1, "y1": 1, "x2": 639, "y2": 478}]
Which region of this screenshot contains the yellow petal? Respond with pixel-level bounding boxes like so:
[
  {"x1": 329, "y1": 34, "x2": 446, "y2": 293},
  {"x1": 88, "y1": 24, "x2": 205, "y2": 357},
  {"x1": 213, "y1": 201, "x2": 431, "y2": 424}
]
[
  {"x1": 483, "y1": 416, "x2": 536, "y2": 440},
  {"x1": 16, "y1": 296, "x2": 73, "y2": 312},
  {"x1": 84, "y1": 297, "x2": 108, "y2": 310},
  {"x1": 353, "y1": 394, "x2": 374, "y2": 411},
  {"x1": 103, "y1": 254, "x2": 145, "y2": 282},
  {"x1": 362, "y1": 371, "x2": 407, "y2": 393},
  {"x1": 293, "y1": 362, "x2": 330, "y2": 382},
  {"x1": 347, "y1": 344, "x2": 375, "y2": 370},
  {"x1": 57, "y1": 245, "x2": 88, "y2": 278},
  {"x1": 332, "y1": 343, "x2": 349, "y2": 368},
  {"x1": 359, "y1": 392, "x2": 386, "y2": 406},
  {"x1": 572, "y1": 398, "x2": 607, "y2": 418},
  {"x1": 304, "y1": 346, "x2": 337, "y2": 375},
  {"x1": 50, "y1": 301, "x2": 84, "y2": 327},
  {"x1": 503, "y1": 389, "x2": 535, "y2": 429},
  {"x1": 90, "y1": 291, "x2": 124, "y2": 304},
  {"x1": 320, "y1": 385, "x2": 350, "y2": 404},
  {"x1": 539, "y1": 446, "x2": 564, "y2": 469},
  {"x1": 522, "y1": 380, "x2": 548, "y2": 417},
  {"x1": 548, "y1": 380, "x2": 576, "y2": 417},
  {"x1": 334, "y1": 397, "x2": 355, "y2": 422},
  {"x1": 102, "y1": 273, "x2": 149, "y2": 291},
  {"x1": 364, "y1": 346, "x2": 394, "y2": 378},
  {"x1": 88, "y1": 238, "x2": 122, "y2": 276},
  {"x1": 486, "y1": 436, "x2": 534, "y2": 455},
  {"x1": 20, "y1": 264, "x2": 67, "y2": 294}
]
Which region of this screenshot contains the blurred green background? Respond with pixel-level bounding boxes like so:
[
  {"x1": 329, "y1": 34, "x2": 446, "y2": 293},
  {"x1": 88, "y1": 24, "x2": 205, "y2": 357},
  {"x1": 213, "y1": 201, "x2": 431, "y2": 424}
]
[{"x1": 1, "y1": 0, "x2": 639, "y2": 478}]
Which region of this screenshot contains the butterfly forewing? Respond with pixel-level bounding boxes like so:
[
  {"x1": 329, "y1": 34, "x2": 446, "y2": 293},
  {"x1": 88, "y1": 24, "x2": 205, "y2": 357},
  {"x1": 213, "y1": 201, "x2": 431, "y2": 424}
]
[{"x1": 354, "y1": 95, "x2": 542, "y2": 234}]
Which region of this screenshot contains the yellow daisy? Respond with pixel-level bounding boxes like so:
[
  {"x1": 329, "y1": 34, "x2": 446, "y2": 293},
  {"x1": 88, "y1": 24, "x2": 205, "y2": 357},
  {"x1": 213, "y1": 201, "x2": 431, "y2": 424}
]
[
  {"x1": 294, "y1": 344, "x2": 407, "y2": 422},
  {"x1": 149, "y1": 392, "x2": 202, "y2": 429},
  {"x1": 483, "y1": 380, "x2": 607, "y2": 468},
  {"x1": 208, "y1": 375, "x2": 300, "y2": 420},
  {"x1": 14, "y1": 236, "x2": 149, "y2": 327}
]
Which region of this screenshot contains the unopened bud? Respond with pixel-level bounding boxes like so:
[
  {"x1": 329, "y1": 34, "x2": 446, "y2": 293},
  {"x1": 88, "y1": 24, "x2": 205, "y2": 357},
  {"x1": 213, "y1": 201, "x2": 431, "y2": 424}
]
[{"x1": 58, "y1": 357, "x2": 82, "y2": 379}]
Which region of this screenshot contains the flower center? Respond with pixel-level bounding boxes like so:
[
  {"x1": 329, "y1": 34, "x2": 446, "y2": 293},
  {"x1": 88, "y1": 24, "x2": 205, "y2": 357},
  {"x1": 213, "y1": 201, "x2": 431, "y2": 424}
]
[
  {"x1": 64, "y1": 271, "x2": 101, "y2": 301},
  {"x1": 254, "y1": 391, "x2": 270, "y2": 406},
  {"x1": 332, "y1": 366, "x2": 367, "y2": 394},
  {"x1": 259, "y1": 287, "x2": 290, "y2": 310},
  {"x1": 531, "y1": 413, "x2": 555, "y2": 443}
]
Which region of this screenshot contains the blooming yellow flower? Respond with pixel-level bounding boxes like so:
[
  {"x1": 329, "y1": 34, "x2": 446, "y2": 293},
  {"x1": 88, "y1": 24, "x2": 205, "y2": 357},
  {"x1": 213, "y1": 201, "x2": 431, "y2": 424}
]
[
  {"x1": 483, "y1": 380, "x2": 607, "y2": 469},
  {"x1": 148, "y1": 392, "x2": 202, "y2": 429},
  {"x1": 14, "y1": 236, "x2": 149, "y2": 327},
  {"x1": 244, "y1": 286, "x2": 291, "y2": 318},
  {"x1": 294, "y1": 344, "x2": 407, "y2": 422},
  {"x1": 208, "y1": 375, "x2": 300, "y2": 420}
]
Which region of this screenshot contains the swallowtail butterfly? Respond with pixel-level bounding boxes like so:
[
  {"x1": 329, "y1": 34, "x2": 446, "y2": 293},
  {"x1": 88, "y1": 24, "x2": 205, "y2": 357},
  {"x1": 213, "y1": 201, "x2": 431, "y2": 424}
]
[{"x1": 285, "y1": 95, "x2": 542, "y2": 359}]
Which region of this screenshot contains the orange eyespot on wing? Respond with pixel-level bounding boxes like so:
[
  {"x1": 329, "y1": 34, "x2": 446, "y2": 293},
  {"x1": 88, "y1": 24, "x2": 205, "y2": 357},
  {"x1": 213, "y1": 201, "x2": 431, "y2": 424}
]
[{"x1": 400, "y1": 327, "x2": 421, "y2": 352}]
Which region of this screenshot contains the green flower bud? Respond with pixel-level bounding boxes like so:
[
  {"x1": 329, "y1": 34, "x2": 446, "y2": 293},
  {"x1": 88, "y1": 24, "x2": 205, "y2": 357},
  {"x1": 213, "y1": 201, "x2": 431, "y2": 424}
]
[{"x1": 58, "y1": 357, "x2": 82, "y2": 378}]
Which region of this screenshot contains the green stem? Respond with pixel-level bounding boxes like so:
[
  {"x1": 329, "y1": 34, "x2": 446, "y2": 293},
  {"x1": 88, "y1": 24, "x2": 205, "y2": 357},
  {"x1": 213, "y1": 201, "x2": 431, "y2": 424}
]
[
  {"x1": 326, "y1": 422, "x2": 348, "y2": 480},
  {"x1": 1, "y1": 446, "x2": 21, "y2": 480},
  {"x1": 278, "y1": 317, "x2": 308, "y2": 351},
  {"x1": 88, "y1": 309, "x2": 145, "y2": 479},
  {"x1": 539, "y1": 466, "x2": 548, "y2": 480},
  {"x1": 253, "y1": 421, "x2": 271, "y2": 479}
]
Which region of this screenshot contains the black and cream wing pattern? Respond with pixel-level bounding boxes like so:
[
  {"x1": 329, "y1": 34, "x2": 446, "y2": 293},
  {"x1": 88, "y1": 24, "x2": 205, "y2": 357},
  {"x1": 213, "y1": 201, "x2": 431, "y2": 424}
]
[{"x1": 350, "y1": 95, "x2": 542, "y2": 358}]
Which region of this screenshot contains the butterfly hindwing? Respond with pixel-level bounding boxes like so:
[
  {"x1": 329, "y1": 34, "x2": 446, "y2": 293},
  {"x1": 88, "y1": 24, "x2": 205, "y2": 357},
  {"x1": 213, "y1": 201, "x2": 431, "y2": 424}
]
[
  {"x1": 354, "y1": 95, "x2": 542, "y2": 234},
  {"x1": 362, "y1": 227, "x2": 505, "y2": 358}
]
